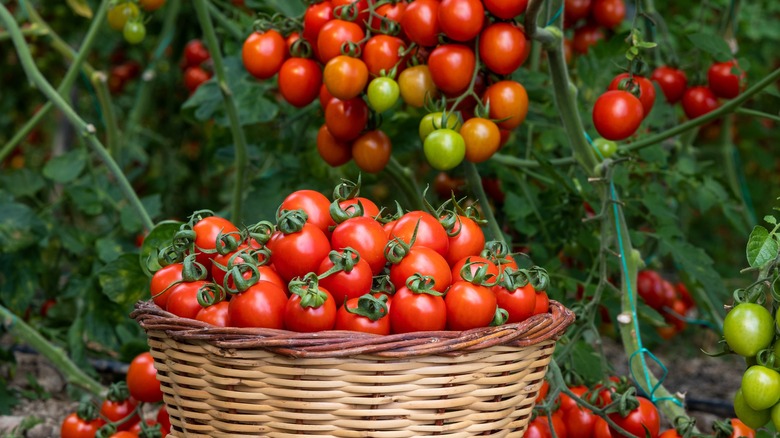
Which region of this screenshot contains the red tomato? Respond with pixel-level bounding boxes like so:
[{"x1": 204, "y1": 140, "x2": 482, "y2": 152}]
[
  {"x1": 572, "y1": 25, "x2": 604, "y2": 54},
  {"x1": 484, "y1": 0, "x2": 528, "y2": 19},
  {"x1": 331, "y1": 216, "x2": 390, "y2": 275},
  {"x1": 183, "y1": 39, "x2": 209, "y2": 68},
  {"x1": 192, "y1": 215, "x2": 240, "y2": 269},
  {"x1": 401, "y1": 0, "x2": 441, "y2": 47},
  {"x1": 536, "y1": 379, "x2": 550, "y2": 403},
  {"x1": 479, "y1": 23, "x2": 527, "y2": 75},
  {"x1": 332, "y1": 0, "x2": 369, "y2": 28},
  {"x1": 651, "y1": 66, "x2": 688, "y2": 103},
  {"x1": 681, "y1": 86, "x2": 719, "y2": 119},
  {"x1": 559, "y1": 385, "x2": 588, "y2": 412},
  {"x1": 390, "y1": 285, "x2": 447, "y2": 333},
  {"x1": 368, "y1": 2, "x2": 407, "y2": 30},
  {"x1": 228, "y1": 281, "x2": 288, "y2": 328},
  {"x1": 389, "y1": 211, "x2": 450, "y2": 257},
  {"x1": 445, "y1": 281, "x2": 497, "y2": 330},
  {"x1": 156, "y1": 405, "x2": 171, "y2": 435},
  {"x1": 593, "y1": 416, "x2": 613, "y2": 438},
  {"x1": 608, "y1": 397, "x2": 660, "y2": 438},
  {"x1": 109, "y1": 431, "x2": 137, "y2": 438},
  {"x1": 660, "y1": 430, "x2": 683, "y2": 438},
  {"x1": 303, "y1": 1, "x2": 334, "y2": 44},
  {"x1": 183, "y1": 66, "x2": 211, "y2": 93},
  {"x1": 591, "y1": 0, "x2": 625, "y2": 28},
  {"x1": 242, "y1": 30, "x2": 287, "y2": 79},
  {"x1": 339, "y1": 197, "x2": 381, "y2": 218},
  {"x1": 390, "y1": 247, "x2": 452, "y2": 293},
  {"x1": 564, "y1": 403, "x2": 598, "y2": 438},
  {"x1": 445, "y1": 215, "x2": 486, "y2": 265},
  {"x1": 285, "y1": 286, "x2": 338, "y2": 332},
  {"x1": 335, "y1": 296, "x2": 391, "y2": 335},
  {"x1": 325, "y1": 97, "x2": 369, "y2": 141},
  {"x1": 731, "y1": 418, "x2": 756, "y2": 438},
  {"x1": 278, "y1": 58, "x2": 322, "y2": 107},
  {"x1": 608, "y1": 73, "x2": 656, "y2": 118},
  {"x1": 286, "y1": 31, "x2": 300, "y2": 52},
  {"x1": 525, "y1": 417, "x2": 551, "y2": 438},
  {"x1": 127, "y1": 352, "x2": 163, "y2": 403},
  {"x1": 362, "y1": 35, "x2": 406, "y2": 77},
  {"x1": 319, "y1": 83, "x2": 338, "y2": 109},
  {"x1": 637, "y1": 270, "x2": 665, "y2": 310},
  {"x1": 483, "y1": 80, "x2": 529, "y2": 130},
  {"x1": 195, "y1": 301, "x2": 231, "y2": 327},
  {"x1": 61, "y1": 413, "x2": 105, "y2": 438},
  {"x1": 533, "y1": 291, "x2": 550, "y2": 314},
  {"x1": 317, "y1": 124, "x2": 352, "y2": 167},
  {"x1": 317, "y1": 19, "x2": 365, "y2": 63},
  {"x1": 150, "y1": 263, "x2": 183, "y2": 308},
  {"x1": 100, "y1": 397, "x2": 139, "y2": 431},
  {"x1": 664, "y1": 298, "x2": 688, "y2": 331},
  {"x1": 550, "y1": 412, "x2": 569, "y2": 438},
  {"x1": 708, "y1": 60, "x2": 745, "y2": 99},
  {"x1": 268, "y1": 223, "x2": 331, "y2": 282},
  {"x1": 461, "y1": 117, "x2": 502, "y2": 163},
  {"x1": 438, "y1": 0, "x2": 484, "y2": 42},
  {"x1": 450, "y1": 256, "x2": 499, "y2": 283},
  {"x1": 165, "y1": 280, "x2": 208, "y2": 319},
  {"x1": 565, "y1": 0, "x2": 592, "y2": 23},
  {"x1": 592, "y1": 90, "x2": 644, "y2": 140},
  {"x1": 318, "y1": 250, "x2": 373, "y2": 305},
  {"x1": 324, "y1": 55, "x2": 369, "y2": 100},
  {"x1": 128, "y1": 419, "x2": 165, "y2": 436},
  {"x1": 494, "y1": 283, "x2": 536, "y2": 323},
  {"x1": 280, "y1": 189, "x2": 334, "y2": 236},
  {"x1": 352, "y1": 129, "x2": 392, "y2": 173},
  {"x1": 428, "y1": 44, "x2": 476, "y2": 96}
]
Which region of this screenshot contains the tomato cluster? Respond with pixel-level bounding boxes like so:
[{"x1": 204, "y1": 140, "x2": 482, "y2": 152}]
[
  {"x1": 180, "y1": 39, "x2": 213, "y2": 94},
  {"x1": 149, "y1": 184, "x2": 551, "y2": 334},
  {"x1": 107, "y1": 0, "x2": 165, "y2": 45},
  {"x1": 107, "y1": 50, "x2": 142, "y2": 95},
  {"x1": 60, "y1": 352, "x2": 169, "y2": 438},
  {"x1": 240, "y1": 0, "x2": 534, "y2": 172},
  {"x1": 564, "y1": 0, "x2": 626, "y2": 56},
  {"x1": 635, "y1": 270, "x2": 695, "y2": 339}
]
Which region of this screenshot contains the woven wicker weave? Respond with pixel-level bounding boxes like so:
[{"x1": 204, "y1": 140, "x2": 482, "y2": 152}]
[{"x1": 132, "y1": 299, "x2": 574, "y2": 438}]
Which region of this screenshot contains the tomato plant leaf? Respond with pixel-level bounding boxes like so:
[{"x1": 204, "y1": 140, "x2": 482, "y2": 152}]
[
  {"x1": 765, "y1": 215, "x2": 777, "y2": 225},
  {"x1": 66, "y1": 0, "x2": 93, "y2": 18},
  {"x1": 686, "y1": 32, "x2": 732, "y2": 60},
  {"x1": 0, "y1": 199, "x2": 47, "y2": 253},
  {"x1": 0, "y1": 252, "x2": 39, "y2": 313},
  {"x1": 140, "y1": 220, "x2": 184, "y2": 274},
  {"x1": 565, "y1": 340, "x2": 604, "y2": 385},
  {"x1": 66, "y1": 183, "x2": 103, "y2": 216},
  {"x1": 42, "y1": 148, "x2": 86, "y2": 183},
  {"x1": 746, "y1": 225, "x2": 779, "y2": 268},
  {"x1": 120, "y1": 195, "x2": 161, "y2": 233},
  {"x1": 0, "y1": 169, "x2": 45, "y2": 198},
  {"x1": 661, "y1": 238, "x2": 727, "y2": 315},
  {"x1": 0, "y1": 380, "x2": 19, "y2": 415},
  {"x1": 98, "y1": 253, "x2": 148, "y2": 307},
  {"x1": 96, "y1": 237, "x2": 128, "y2": 264}
]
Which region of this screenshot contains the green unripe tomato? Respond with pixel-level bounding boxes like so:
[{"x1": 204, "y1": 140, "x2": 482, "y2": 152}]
[
  {"x1": 367, "y1": 77, "x2": 400, "y2": 113},
  {"x1": 423, "y1": 129, "x2": 465, "y2": 171},
  {"x1": 593, "y1": 137, "x2": 618, "y2": 159},
  {"x1": 734, "y1": 388, "x2": 771, "y2": 430},
  {"x1": 771, "y1": 400, "x2": 780, "y2": 430},
  {"x1": 723, "y1": 303, "x2": 774, "y2": 357},
  {"x1": 741, "y1": 365, "x2": 780, "y2": 410},
  {"x1": 419, "y1": 112, "x2": 461, "y2": 142},
  {"x1": 123, "y1": 21, "x2": 146, "y2": 45}
]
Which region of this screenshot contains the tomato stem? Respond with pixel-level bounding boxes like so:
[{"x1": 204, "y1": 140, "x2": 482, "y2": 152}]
[{"x1": 463, "y1": 161, "x2": 506, "y2": 245}]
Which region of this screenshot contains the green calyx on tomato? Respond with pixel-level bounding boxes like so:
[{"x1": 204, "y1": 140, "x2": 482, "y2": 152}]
[
  {"x1": 344, "y1": 293, "x2": 390, "y2": 321},
  {"x1": 419, "y1": 112, "x2": 462, "y2": 142},
  {"x1": 423, "y1": 129, "x2": 466, "y2": 171},
  {"x1": 276, "y1": 209, "x2": 309, "y2": 234},
  {"x1": 367, "y1": 77, "x2": 400, "y2": 113},
  {"x1": 405, "y1": 273, "x2": 444, "y2": 296},
  {"x1": 289, "y1": 273, "x2": 330, "y2": 308}
]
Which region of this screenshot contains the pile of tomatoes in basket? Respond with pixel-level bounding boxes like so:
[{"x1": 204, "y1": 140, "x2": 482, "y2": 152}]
[
  {"x1": 149, "y1": 184, "x2": 551, "y2": 334},
  {"x1": 241, "y1": 0, "x2": 532, "y2": 172}
]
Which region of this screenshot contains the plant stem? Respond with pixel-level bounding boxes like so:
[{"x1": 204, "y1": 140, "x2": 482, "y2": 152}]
[
  {"x1": 463, "y1": 161, "x2": 507, "y2": 245},
  {"x1": 0, "y1": 304, "x2": 105, "y2": 396},
  {"x1": 0, "y1": 4, "x2": 154, "y2": 231},
  {"x1": 91, "y1": 72, "x2": 120, "y2": 158},
  {"x1": 384, "y1": 156, "x2": 423, "y2": 211},
  {"x1": 206, "y1": 1, "x2": 247, "y2": 41},
  {"x1": 736, "y1": 107, "x2": 780, "y2": 123},
  {"x1": 193, "y1": 0, "x2": 250, "y2": 223}
]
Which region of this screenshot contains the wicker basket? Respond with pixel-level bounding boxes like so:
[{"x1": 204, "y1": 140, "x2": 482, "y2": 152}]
[{"x1": 132, "y1": 299, "x2": 574, "y2": 438}]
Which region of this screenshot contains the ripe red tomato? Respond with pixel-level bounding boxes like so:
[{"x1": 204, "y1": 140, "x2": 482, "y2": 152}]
[
  {"x1": 438, "y1": 0, "x2": 484, "y2": 42},
  {"x1": 608, "y1": 397, "x2": 660, "y2": 438},
  {"x1": 150, "y1": 262, "x2": 183, "y2": 308},
  {"x1": 428, "y1": 44, "x2": 476, "y2": 96},
  {"x1": 319, "y1": 83, "x2": 338, "y2": 109},
  {"x1": 183, "y1": 66, "x2": 211, "y2": 93},
  {"x1": 681, "y1": 86, "x2": 719, "y2": 119},
  {"x1": 195, "y1": 301, "x2": 231, "y2": 327},
  {"x1": 572, "y1": 25, "x2": 604, "y2": 54},
  {"x1": 445, "y1": 215, "x2": 486, "y2": 265},
  {"x1": 592, "y1": 90, "x2": 644, "y2": 140},
  {"x1": 389, "y1": 285, "x2": 447, "y2": 333},
  {"x1": 593, "y1": 416, "x2": 613, "y2": 438},
  {"x1": 228, "y1": 281, "x2": 288, "y2": 328},
  {"x1": 331, "y1": 216, "x2": 390, "y2": 275},
  {"x1": 156, "y1": 405, "x2": 171, "y2": 434},
  {"x1": 335, "y1": 296, "x2": 391, "y2": 334},
  {"x1": 339, "y1": 197, "x2": 381, "y2": 218},
  {"x1": 484, "y1": 0, "x2": 528, "y2": 19},
  {"x1": 61, "y1": 413, "x2": 105, "y2": 438},
  {"x1": 445, "y1": 281, "x2": 497, "y2": 330},
  {"x1": 564, "y1": 403, "x2": 598, "y2": 438},
  {"x1": 285, "y1": 286, "x2": 338, "y2": 332},
  {"x1": 390, "y1": 211, "x2": 450, "y2": 257},
  {"x1": 278, "y1": 58, "x2": 322, "y2": 107},
  {"x1": 352, "y1": 129, "x2": 392, "y2": 173},
  {"x1": 192, "y1": 215, "x2": 240, "y2": 269},
  {"x1": 127, "y1": 352, "x2": 163, "y2": 403},
  {"x1": 479, "y1": 23, "x2": 528, "y2": 75},
  {"x1": 390, "y1": 247, "x2": 452, "y2": 293},
  {"x1": 651, "y1": 66, "x2": 688, "y2": 103},
  {"x1": 139, "y1": 0, "x2": 165, "y2": 11},
  {"x1": 591, "y1": 0, "x2": 626, "y2": 28},
  {"x1": 730, "y1": 418, "x2": 756, "y2": 438},
  {"x1": 401, "y1": 0, "x2": 441, "y2": 47},
  {"x1": 559, "y1": 384, "x2": 588, "y2": 412},
  {"x1": 708, "y1": 60, "x2": 745, "y2": 99},
  {"x1": 362, "y1": 35, "x2": 406, "y2": 77},
  {"x1": 483, "y1": 80, "x2": 529, "y2": 130},
  {"x1": 317, "y1": 19, "x2": 365, "y2": 63},
  {"x1": 494, "y1": 283, "x2": 536, "y2": 323},
  {"x1": 533, "y1": 290, "x2": 550, "y2": 314},
  {"x1": 324, "y1": 55, "x2": 368, "y2": 100},
  {"x1": 525, "y1": 417, "x2": 551, "y2": 438},
  {"x1": 565, "y1": 0, "x2": 592, "y2": 23},
  {"x1": 303, "y1": 1, "x2": 334, "y2": 44},
  {"x1": 450, "y1": 256, "x2": 499, "y2": 283},
  {"x1": 268, "y1": 223, "x2": 331, "y2": 282},
  {"x1": 325, "y1": 97, "x2": 369, "y2": 141},
  {"x1": 637, "y1": 270, "x2": 665, "y2": 309},
  {"x1": 332, "y1": 0, "x2": 369, "y2": 27},
  {"x1": 183, "y1": 39, "x2": 210, "y2": 68},
  {"x1": 316, "y1": 124, "x2": 352, "y2": 167},
  {"x1": 317, "y1": 250, "x2": 373, "y2": 305},
  {"x1": 242, "y1": 30, "x2": 287, "y2": 79},
  {"x1": 165, "y1": 280, "x2": 209, "y2": 319},
  {"x1": 101, "y1": 396, "x2": 139, "y2": 431},
  {"x1": 608, "y1": 73, "x2": 656, "y2": 118},
  {"x1": 368, "y1": 2, "x2": 407, "y2": 30},
  {"x1": 280, "y1": 189, "x2": 335, "y2": 236}
]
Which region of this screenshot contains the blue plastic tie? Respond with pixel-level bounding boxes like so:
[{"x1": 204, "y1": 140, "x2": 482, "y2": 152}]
[{"x1": 546, "y1": 5, "x2": 564, "y2": 26}]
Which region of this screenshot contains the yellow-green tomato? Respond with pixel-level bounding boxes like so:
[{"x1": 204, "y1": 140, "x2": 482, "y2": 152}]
[
  {"x1": 734, "y1": 388, "x2": 771, "y2": 430},
  {"x1": 723, "y1": 303, "x2": 774, "y2": 357},
  {"x1": 593, "y1": 137, "x2": 618, "y2": 159},
  {"x1": 741, "y1": 365, "x2": 780, "y2": 410},
  {"x1": 107, "y1": 2, "x2": 140, "y2": 31},
  {"x1": 123, "y1": 21, "x2": 146, "y2": 45},
  {"x1": 367, "y1": 77, "x2": 400, "y2": 113},
  {"x1": 423, "y1": 129, "x2": 465, "y2": 171},
  {"x1": 419, "y1": 112, "x2": 461, "y2": 142},
  {"x1": 398, "y1": 65, "x2": 438, "y2": 108}
]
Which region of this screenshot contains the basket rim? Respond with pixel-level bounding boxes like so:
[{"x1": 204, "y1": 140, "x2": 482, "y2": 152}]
[{"x1": 132, "y1": 299, "x2": 574, "y2": 359}]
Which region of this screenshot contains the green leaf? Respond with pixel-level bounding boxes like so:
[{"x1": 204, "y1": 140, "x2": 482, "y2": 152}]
[
  {"x1": 120, "y1": 195, "x2": 162, "y2": 233},
  {"x1": 0, "y1": 200, "x2": 47, "y2": 253},
  {"x1": 97, "y1": 253, "x2": 149, "y2": 306},
  {"x1": 95, "y1": 237, "x2": 125, "y2": 264},
  {"x1": 66, "y1": 184, "x2": 103, "y2": 216},
  {"x1": 0, "y1": 380, "x2": 19, "y2": 415},
  {"x1": 566, "y1": 341, "x2": 604, "y2": 385},
  {"x1": 0, "y1": 169, "x2": 46, "y2": 198},
  {"x1": 140, "y1": 220, "x2": 184, "y2": 273},
  {"x1": 746, "y1": 225, "x2": 779, "y2": 268},
  {"x1": 765, "y1": 215, "x2": 777, "y2": 225},
  {"x1": 686, "y1": 32, "x2": 732, "y2": 58},
  {"x1": 226, "y1": 85, "x2": 279, "y2": 126},
  {"x1": 661, "y1": 239, "x2": 727, "y2": 311},
  {"x1": 42, "y1": 149, "x2": 87, "y2": 183},
  {"x1": 66, "y1": 0, "x2": 93, "y2": 18}
]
